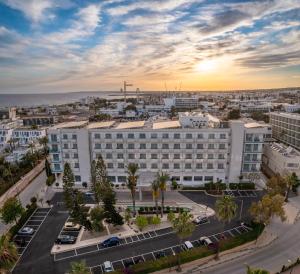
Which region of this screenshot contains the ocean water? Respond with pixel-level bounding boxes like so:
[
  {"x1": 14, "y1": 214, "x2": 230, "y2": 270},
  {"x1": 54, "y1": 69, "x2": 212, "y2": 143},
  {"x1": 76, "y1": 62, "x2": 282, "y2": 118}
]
[{"x1": 0, "y1": 92, "x2": 137, "y2": 107}]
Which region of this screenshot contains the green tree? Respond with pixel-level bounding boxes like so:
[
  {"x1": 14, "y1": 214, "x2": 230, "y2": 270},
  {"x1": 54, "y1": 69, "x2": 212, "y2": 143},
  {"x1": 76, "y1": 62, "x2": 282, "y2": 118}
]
[
  {"x1": 266, "y1": 174, "x2": 286, "y2": 197},
  {"x1": 62, "y1": 162, "x2": 75, "y2": 210},
  {"x1": 250, "y1": 111, "x2": 269, "y2": 123},
  {"x1": 126, "y1": 163, "x2": 139, "y2": 216},
  {"x1": 125, "y1": 208, "x2": 132, "y2": 224},
  {"x1": 38, "y1": 136, "x2": 48, "y2": 156},
  {"x1": 0, "y1": 234, "x2": 18, "y2": 271},
  {"x1": 170, "y1": 106, "x2": 177, "y2": 118},
  {"x1": 157, "y1": 171, "x2": 169, "y2": 217},
  {"x1": 151, "y1": 180, "x2": 160, "y2": 216},
  {"x1": 152, "y1": 216, "x2": 161, "y2": 229},
  {"x1": 227, "y1": 109, "x2": 240, "y2": 120},
  {"x1": 0, "y1": 197, "x2": 24, "y2": 225},
  {"x1": 167, "y1": 211, "x2": 175, "y2": 223},
  {"x1": 250, "y1": 194, "x2": 286, "y2": 239},
  {"x1": 171, "y1": 212, "x2": 195, "y2": 271},
  {"x1": 90, "y1": 206, "x2": 105, "y2": 232},
  {"x1": 45, "y1": 158, "x2": 52, "y2": 177},
  {"x1": 69, "y1": 260, "x2": 90, "y2": 274},
  {"x1": 246, "y1": 265, "x2": 270, "y2": 274},
  {"x1": 28, "y1": 142, "x2": 35, "y2": 155},
  {"x1": 135, "y1": 215, "x2": 148, "y2": 231},
  {"x1": 284, "y1": 172, "x2": 298, "y2": 202}
]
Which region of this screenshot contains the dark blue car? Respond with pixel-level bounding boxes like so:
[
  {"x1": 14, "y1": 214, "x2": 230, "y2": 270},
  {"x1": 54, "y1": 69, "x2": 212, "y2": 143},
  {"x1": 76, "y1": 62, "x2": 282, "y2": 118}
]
[{"x1": 101, "y1": 237, "x2": 120, "y2": 248}]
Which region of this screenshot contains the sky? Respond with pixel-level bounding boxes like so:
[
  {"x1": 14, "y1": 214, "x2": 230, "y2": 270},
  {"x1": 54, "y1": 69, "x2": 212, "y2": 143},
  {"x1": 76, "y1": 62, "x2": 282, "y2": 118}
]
[{"x1": 0, "y1": 0, "x2": 300, "y2": 93}]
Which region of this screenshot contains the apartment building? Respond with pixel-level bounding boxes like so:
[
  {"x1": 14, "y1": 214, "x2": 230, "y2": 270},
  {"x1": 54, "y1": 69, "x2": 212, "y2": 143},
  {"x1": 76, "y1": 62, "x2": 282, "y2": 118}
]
[
  {"x1": 0, "y1": 119, "x2": 23, "y2": 151},
  {"x1": 263, "y1": 142, "x2": 300, "y2": 177},
  {"x1": 269, "y1": 112, "x2": 300, "y2": 150},
  {"x1": 48, "y1": 113, "x2": 271, "y2": 187},
  {"x1": 12, "y1": 128, "x2": 46, "y2": 145}
]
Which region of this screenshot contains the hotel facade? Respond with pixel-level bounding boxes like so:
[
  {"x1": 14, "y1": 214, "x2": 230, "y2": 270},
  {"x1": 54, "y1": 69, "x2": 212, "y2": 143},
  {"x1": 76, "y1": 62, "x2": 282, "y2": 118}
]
[{"x1": 48, "y1": 114, "x2": 271, "y2": 187}]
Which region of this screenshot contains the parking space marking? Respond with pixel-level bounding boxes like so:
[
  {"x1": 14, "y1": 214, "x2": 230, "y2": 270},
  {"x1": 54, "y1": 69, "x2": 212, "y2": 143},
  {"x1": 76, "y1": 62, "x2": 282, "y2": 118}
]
[
  {"x1": 228, "y1": 230, "x2": 235, "y2": 237},
  {"x1": 234, "y1": 227, "x2": 242, "y2": 234}
]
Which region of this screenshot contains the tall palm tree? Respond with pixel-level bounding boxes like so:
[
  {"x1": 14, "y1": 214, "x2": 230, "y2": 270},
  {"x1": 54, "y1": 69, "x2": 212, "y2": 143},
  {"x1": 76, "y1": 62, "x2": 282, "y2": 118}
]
[
  {"x1": 157, "y1": 171, "x2": 169, "y2": 217},
  {"x1": 171, "y1": 211, "x2": 195, "y2": 272},
  {"x1": 126, "y1": 163, "x2": 139, "y2": 217},
  {"x1": 69, "y1": 260, "x2": 90, "y2": 274},
  {"x1": 215, "y1": 195, "x2": 237, "y2": 258},
  {"x1": 0, "y1": 234, "x2": 18, "y2": 271},
  {"x1": 151, "y1": 180, "x2": 160, "y2": 216},
  {"x1": 38, "y1": 136, "x2": 48, "y2": 156},
  {"x1": 28, "y1": 142, "x2": 35, "y2": 155},
  {"x1": 284, "y1": 172, "x2": 298, "y2": 202}
]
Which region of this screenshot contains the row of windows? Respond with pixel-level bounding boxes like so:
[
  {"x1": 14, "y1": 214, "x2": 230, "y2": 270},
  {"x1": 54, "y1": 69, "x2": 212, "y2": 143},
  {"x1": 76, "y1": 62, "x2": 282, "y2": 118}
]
[
  {"x1": 94, "y1": 143, "x2": 227, "y2": 150},
  {"x1": 100, "y1": 153, "x2": 226, "y2": 160},
  {"x1": 93, "y1": 133, "x2": 228, "y2": 139},
  {"x1": 105, "y1": 162, "x2": 225, "y2": 170}
]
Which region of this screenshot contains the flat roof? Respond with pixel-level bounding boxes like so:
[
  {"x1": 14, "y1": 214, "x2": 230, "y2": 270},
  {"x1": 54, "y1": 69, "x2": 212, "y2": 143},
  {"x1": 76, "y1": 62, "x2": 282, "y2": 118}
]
[
  {"x1": 153, "y1": 120, "x2": 181, "y2": 129},
  {"x1": 270, "y1": 112, "x2": 300, "y2": 120},
  {"x1": 115, "y1": 121, "x2": 145, "y2": 129},
  {"x1": 87, "y1": 121, "x2": 115, "y2": 129},
  {"x1": 245, "y1": 122, "x2": 268, "y2": 128},
  {"x1": 52, "y1": 121, "x2": 88, "y2": 129}
]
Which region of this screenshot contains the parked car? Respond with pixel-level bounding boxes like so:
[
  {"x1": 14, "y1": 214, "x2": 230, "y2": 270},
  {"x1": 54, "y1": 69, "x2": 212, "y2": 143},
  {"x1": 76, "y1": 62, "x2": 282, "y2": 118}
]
[
  {"x1": 101, "y1": 237, "x2": 120, "y2": 248},
  {"x1": 85, "y1": 191, "x2": 95, "y2": 197},
  {"x1": 155, "y1": 251, "x2": 166, "y2": 259},
  {"x1": 193, "y1": 216, "x2": 208, "y2": 225},
  {"x1": 123, "y1": 259, "x2": 134, "y2": 268},
  {"x1": 184, "y1": 241, "x2": 194, "y2": 250},
  {"x1": 63, "y1": 222, "x2": 81, "y2": 231},
  {"x1": 55, "y1": 235, "x2": 76, "y2": 244},
  {"x1": 18, "y1": 227, "x2": 34, "y2": 235},
  {"x1": 103, "y1": 261, "x2": 113, "y2": 272},
  {"x1": 200, "y1": 236, "x2": 214, "y2": 248}
]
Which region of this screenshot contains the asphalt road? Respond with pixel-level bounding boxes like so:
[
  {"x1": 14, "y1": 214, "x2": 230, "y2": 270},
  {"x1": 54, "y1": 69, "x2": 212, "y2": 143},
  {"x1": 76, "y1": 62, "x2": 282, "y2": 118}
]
[{"x1": 13, "y1": 191, "x2": 261, "y2": 274}]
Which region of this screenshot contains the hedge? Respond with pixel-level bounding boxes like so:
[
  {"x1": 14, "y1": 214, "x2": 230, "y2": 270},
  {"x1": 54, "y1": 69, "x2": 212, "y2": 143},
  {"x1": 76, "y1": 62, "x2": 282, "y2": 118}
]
[
  {"x1": 137, "y1": 206, "x2": 190, "y2": 215},
  {"x1": 8, "y1": 203, "x2": 37, "y2": 240},
  {"x1": 111, "y1": 222, "x2": 264, "y2": 274},
  {"x1": 229, "y1": 182, "x2": 255, "y2": 190}
]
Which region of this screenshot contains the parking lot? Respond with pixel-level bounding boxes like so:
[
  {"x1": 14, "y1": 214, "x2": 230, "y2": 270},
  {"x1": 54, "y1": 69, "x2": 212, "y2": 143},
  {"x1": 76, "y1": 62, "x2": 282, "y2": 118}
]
[
  {"x1": 53, "y1": 217, "x2": 210, "y2": 262},
  {"x1": 223, "y1": 190, "x2": 257, "y2": 197},
  {"x1": 90, "y1": 224, "x2": 252, "y2": 273},
  {"x1": 14, "y1": 207, "x2": 51, "y2": 256},
  {"x1": 55, "y1": 216, "x2": 81, "y2": 244}
]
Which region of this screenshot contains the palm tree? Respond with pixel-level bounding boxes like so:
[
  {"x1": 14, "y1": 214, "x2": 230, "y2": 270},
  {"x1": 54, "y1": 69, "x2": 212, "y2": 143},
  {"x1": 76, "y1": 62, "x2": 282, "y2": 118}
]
[
  {"x1": 126, "y1": 163, "x2": 139, "y2": 217},
  {"x1": 171, "y1": 211, "x2": 195, "y2": 271},
  {"x1": 28, "y1": 142, "x2": 35, "y2": 155},
  {"x1": 0, "y1": 234, "x2": 18, "y2": 271},
  {"x1": 246, "y1": 265, "x2": 270, "y2": 274},
  {"x1": 69, "y1": 260, "x2": 90, "y2": 274},
  {"x1": 284, "y1": 172, "x2": 298, "y2": 202},
  {"x1": 157, "y1": 171, "x2": 169, "y2": 217},
  {"x1": 151, "y1": 180, "x2": 160, "y2": 216},
  {"x1": 215, "y1": 195, "x2": 237, "y2": 258},
  {"x1": 38, "y1": 136, "x2": 48, "y2": 156}
]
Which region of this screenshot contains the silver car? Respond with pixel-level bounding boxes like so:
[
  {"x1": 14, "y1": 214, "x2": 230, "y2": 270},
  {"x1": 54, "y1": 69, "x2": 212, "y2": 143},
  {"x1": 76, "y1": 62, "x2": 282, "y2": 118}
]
[{"x1": 18, "y1": 227, "x2": 34, "y2": 235}]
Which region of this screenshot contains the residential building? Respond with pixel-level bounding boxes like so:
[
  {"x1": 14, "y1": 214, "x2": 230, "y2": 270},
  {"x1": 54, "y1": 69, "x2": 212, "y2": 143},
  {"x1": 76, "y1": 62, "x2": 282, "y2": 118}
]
[
  {"x1": 0, "y1": 107, "x2": 17, "y2": 120},
  {"x1": 0, "y1": 119, "x2": 23, "y2": 151},
  {"x1": 12, "y1": 128, "x2": 46, "y2": 145},
  {"x1": 269, "y1": 112, "x2": 300, "y2": 150},
  {"x1": 48, "y1": 115, "x2": 270, "y2": 188},
  {"x1": 263, "y1": 142, "x2": 300, "y2": 177},
  {"x1": 5, "y1": 147, "x2": 31, "y2": 163},
  {"x1": 22, "y1": 115, "x2": 58, "y2": 126},
  {"x1": 282, "y1": 103, "x2": 300, "y2": 113}
]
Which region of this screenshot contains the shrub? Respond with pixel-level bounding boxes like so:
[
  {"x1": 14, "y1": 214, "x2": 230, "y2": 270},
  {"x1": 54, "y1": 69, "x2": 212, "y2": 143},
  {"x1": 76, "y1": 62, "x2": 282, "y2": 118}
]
[
  {"x1": 46, "y1": 174, "x2": 55, "y2": 186},
  {"x1": 30, "y1": 196, "x2": 37, "y2": 204},
  {"x1": 166, "y1": 206, "x2": 170, "y2": 212},
  {"x1": 139, "y1": 207, "x2": 144, "y2": 212}
]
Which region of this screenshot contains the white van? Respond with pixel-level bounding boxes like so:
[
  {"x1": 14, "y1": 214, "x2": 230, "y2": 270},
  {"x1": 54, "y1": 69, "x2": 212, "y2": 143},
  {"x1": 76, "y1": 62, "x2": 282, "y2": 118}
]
[
  {"x1": 103, "y1": 261, "x2": 113, "y2": 272},
  {"x1": 184, "y1": 241, "x2": 194, "y2": 250}
]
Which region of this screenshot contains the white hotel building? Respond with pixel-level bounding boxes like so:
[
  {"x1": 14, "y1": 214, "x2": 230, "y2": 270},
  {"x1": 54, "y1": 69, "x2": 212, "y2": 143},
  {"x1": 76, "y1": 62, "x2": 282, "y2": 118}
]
[{"x1": 48, "y1": 113, "x2": 271, "y2": 188}]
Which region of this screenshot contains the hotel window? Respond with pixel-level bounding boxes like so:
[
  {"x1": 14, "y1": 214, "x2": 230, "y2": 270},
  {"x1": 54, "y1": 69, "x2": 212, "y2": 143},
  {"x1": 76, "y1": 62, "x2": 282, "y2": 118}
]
[
  {"x1": 74, "y1": 163, "x2": 79, "y2": 168},
  {"x1": 162, "y1": 163, "x2": 169, "y2": 169},
  {"x1": 151, "y1": 133, "x2": 157, "y2": 139},
  {"x1": 185, "y1": 154, "x2": 192, "y2": 159},
  {"x1": 140, "y1": 154, "x2": 146, "y2": 159},
  {"x1": 186, "y1": 144, "x2": 193, "y2": 149},
  {"x1": 196, "y1": 154, "x2": 203, "y2": 159},
  {"x1": 151, "y1": 163, "x2": 158, "y2": 169},
  {"x1": 162, "y1": 154, "x2": 169, "y2": 159},
  {"x1": 94, "y1": 133, "x2": 100, "y2": 139},
  {"x1": 183, "y1": 176, "x2": 192, "y2": 181},
  {"x1": 151, "y1": 143, "x2": 158, "y2": 149},
  {"x1": 220, "y1": 134, "x2": 226, "y2": 139},
  {"x1": 198, "y1": 134, "x2": 203, "y2": 139},
  {"x1": 117, "y1": 163, "x2": 124, "y2": 169},
  {"x1": 94, "y1": 143, "x2": 101, "y2": 149},
  {"x1": 107, "y1": 163, "x2": 114, "y2": 169},
  {"x1": 64, "y1": 153, "x2": 70, "y2": 159},
  {"x1": 116, "y1": 133, "x2": 123, "y2": 139},
  {"x1": 196, "y1": 163, "x2": 203, "y2": 169},
  {"x1": 174, "y1": 144, "x2": 180, "y2": 149},
  {"x1": 128, "y1": 154, "x2": 135, "y2": 159},
  {"x1": 208, "y1": 133, "x2": 215, "y2": 139},
  {"x1": 208, "y1": 154, "x2": 214, "y2": 159},
  {"x1": 117, "y1": 153, "x2": 123, "y2": 159},
  {"x1": 128, "y1": 143, "x2": 135, "y2": 149},
  {"x1": 218, "y1": 154, "x2": 225, "y2": 159},
  {"x1": 218, "y1": 163, "x2": 224, "y2": 169},
  {"x1": 194, "y1": 176, "x2": 203, "y2": 181},
  {"x1": 105, "y1": 133, "x2": 112, "y2": 139},
  {"x1": 75, "y1": 176, "x2": 81, "y2": 182},
  {"x1": 54, "y1": 164, "x2": 61, "y2": 171},
  {"x1": 186, "y1": 133, "x2": 193, "y2": 139},
  {"x1": 162, "y1": 133, "x2": 169, "y2": 139},
  {"x1": 139, "y1": 133, "x2": 146, "y2": 139},
  {"x1": 118, "y1": 176, "x2": 126, "y2": 182},
  {"x1": 174, "y1": 163, "x2": 180, "y2": 169},
  {"x1": 106, "y1": 143, "x2": 112, "y2": 149},
  {"x1": 63, "y1": 143, "x2": 68, "y2": 149},
  {"x1": 140, "y1": 143, "x2": 146, "y2": 149},
  {"x1": 74, "y1": 153, "x2": 78, "y2": 159},
  {"x1": 174, "y1": 133, "x2": 180, "y2": 139},
  {"x1": 108, "y1": 176, "x2": 116, "y2": 182},
  {"x1": 204, "y1": 176, "x2": 213, "y2": 181},
  {"x1": 50, "y1": 134, "x2": 57, "y2": 142},
  {"x1": 106, "y1": 153, "x2": 112, "y2": 159},
  {"x1": 162, "y1": 143, "x2": 169, "y2": 149},
  {"x1": 197, "y1": 144, "x2": 204, "y2": 149},
  {"x1": 72, "y1": 134, "x2": 77, "y2": 140},
  {"x1": 151, "y1": 154, "x2": 157, "y2": 159},
  {"x1": 140, "y1": 163, "x2": 147, "y2": 169},
  {"x1": 117, "y1": 143, "x2": 123, "y2": 149},
  {"x1": 53, "y1": 154, "x2": 59, "y2": 161},
  {"x1": 208, "y1": 144, "x2": 214, "y2": 149},
  {"x1": 207, "y1": 163, "x2": 214, "y2": 169},
  {"x1": 219, "y1": 144, "x2": 226, "y2": 149},
  {"x1": 128, "y1": 133, "x2": 134, "y2": 139},
  {"x1": 63, "y1": 134, "x2": 68, "y2": 140},
  {"x1": 174, "y1": 154, "x2": 180, "y2": 159},
  {"x1": 185, "y1": 163, "x2": 192, "y2": 169}
]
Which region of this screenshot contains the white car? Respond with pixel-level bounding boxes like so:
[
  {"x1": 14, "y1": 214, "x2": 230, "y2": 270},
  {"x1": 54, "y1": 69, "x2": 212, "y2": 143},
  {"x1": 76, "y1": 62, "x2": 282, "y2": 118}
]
[
  {"x1": 18, "y1": 227, "x2": 34, "y2": 235},
  {"x1": 103, "y1": 261, "x2": 114, "y2": 272},
  {"x1": 200, "y1": 236, "x2": 213, "y2": 247},
  {"x1": 184, "y1": 241, "x2": 194, "y2": 250},
  {"x1": 63, "y1": 222, "x2": 81, "y2": 231}
]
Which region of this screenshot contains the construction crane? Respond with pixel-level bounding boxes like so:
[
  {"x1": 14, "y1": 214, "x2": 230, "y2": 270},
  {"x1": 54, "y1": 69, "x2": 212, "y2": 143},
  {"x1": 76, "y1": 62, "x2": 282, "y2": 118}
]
[{"x1": 123, "y1": 81, "x2": 133, "y2": 103}]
